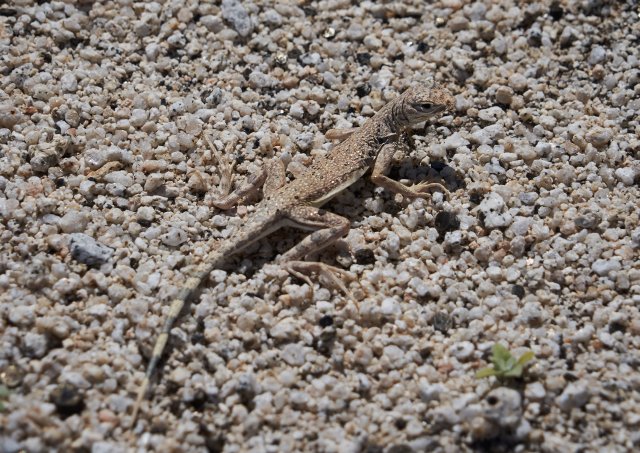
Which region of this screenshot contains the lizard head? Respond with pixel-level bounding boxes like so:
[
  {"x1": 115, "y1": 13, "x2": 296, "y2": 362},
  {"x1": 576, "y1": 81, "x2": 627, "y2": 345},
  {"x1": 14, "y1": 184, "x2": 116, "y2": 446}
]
[{"x1": 398, "y1": 84, "x2": 455, "y2": 125}]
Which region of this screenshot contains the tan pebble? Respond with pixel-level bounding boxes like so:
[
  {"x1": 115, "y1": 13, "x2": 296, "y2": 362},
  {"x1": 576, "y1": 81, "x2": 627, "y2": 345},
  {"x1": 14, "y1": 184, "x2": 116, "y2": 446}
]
[
  {"x1": 98, "y1": 409, "x2": 118, "y2": 423},
  {"x1": 89, "y1": 161, "x2": 122, "y2": 180},
  {"x1": 188, "y1": 171, "x2": 208, "y2": 194},
  {"x1": 559, "y1": 220, "x2": 576, "y2": 236},
  {"x1": 141, "y1": 160, "x2": 168, "y2": 173}
]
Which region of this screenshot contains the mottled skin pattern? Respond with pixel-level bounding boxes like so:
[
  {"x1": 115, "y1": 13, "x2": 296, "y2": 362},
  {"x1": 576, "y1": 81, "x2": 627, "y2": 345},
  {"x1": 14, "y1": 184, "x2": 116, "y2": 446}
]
[{"x1": 130, "y1": 83, "x2": 455, "y2": 426}]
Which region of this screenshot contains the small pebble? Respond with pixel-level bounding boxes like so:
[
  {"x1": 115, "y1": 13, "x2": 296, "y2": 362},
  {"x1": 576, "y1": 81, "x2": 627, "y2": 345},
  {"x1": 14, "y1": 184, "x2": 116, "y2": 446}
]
[
  {"x1": 557, "y1": 382, "x2": 590, "y2": 411},
  {"x1": 58, "y1": 210, "x2": 89, "y2": 233},
  {"x1": 160, "y1": 228, "x2": 188, "y2": 247},
  {"x1": 221, "y1": 0, "x2": 254, "y2": 37},
  {"x1": 68, "y1": 233, "x2": 114, "y2": 266}
]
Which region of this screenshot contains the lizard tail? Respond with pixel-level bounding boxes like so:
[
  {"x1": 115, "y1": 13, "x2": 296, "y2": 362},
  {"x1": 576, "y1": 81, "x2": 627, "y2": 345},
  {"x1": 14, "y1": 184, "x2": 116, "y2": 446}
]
[
  {"x1": 130, "y1": 273, "x2": 206, "y2": 427},
  {"x1": 129, "y1": 215, "x2": 275, "y2": 427}
]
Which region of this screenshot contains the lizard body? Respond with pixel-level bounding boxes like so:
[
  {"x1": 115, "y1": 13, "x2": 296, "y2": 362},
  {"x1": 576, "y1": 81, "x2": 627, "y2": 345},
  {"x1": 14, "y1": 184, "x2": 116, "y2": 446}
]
[{"x1": 131, "y1": 83, "x2": 454, "y2": 425}]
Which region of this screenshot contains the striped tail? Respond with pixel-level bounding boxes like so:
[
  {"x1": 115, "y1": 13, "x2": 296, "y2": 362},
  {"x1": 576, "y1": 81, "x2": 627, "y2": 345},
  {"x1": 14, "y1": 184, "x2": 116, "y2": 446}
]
[
  {"x1": 130, "y1": 267, "x2": 213, "y2": 426},
  {"x1": 129, "y1": 212, "x2": 276, "y2": 427}
]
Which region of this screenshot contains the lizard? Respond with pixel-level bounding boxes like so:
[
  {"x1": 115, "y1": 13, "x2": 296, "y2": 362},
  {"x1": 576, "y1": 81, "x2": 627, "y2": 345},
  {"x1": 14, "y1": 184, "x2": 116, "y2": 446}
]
[{"x1": 130, "y1": 82, "x2": 455, "y2": 425}]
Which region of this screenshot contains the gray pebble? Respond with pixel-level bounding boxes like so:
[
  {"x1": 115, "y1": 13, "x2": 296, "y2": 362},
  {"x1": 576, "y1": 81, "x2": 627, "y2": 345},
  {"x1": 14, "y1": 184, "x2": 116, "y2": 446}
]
[
  {"x1": 478, "y1": 106, "x2": 503, "y2": 122},
  {"x1": 383, "y1": 345, "x2": 406, "y2": 368},
  {"x1": 60, "y1": 73, "x2": 78, "y2": 92},
  {"x1": 248, "y1": 71, "x2": 277, "y2": 89},
  {"x1": 380, "y1": 297, "x2": 401, "y2": 317},
  {"x1": 221, "y1": 0, "x2": 254, "y2": 37},
  {"x1": 419, "y1": 381, "x2": 446, "y2": 402},
  {"x1": 470, "y1": 124, "x2": 504, "y2": 145},
  {"x1": 9, "y1": 305, "x2": 35, "y2": 327},
  {"x1": 557, "y1": 382, "x2": 590, "y2": 411},
  {"x1": 136, "y1": 206, "x2": 155, "y2": 223},
  {"x1": 588, "y1": 46, "x2": 606, "y2": 65},
  {"x1": 572, "y1": 325, "x2": 594, "y2": 343},
  {"x1": 23, "y1": 332, "x2": 49, "y2": 358},
  {"x1": 68, "y1": 233, "x2": 114, "y2": 266},
  {"x1": 30, "y1": 152, "x2": 59, "y2": 173},
  {"x1": 591, "y1": 259, "x2": 621, "y2": 277},
  {"x1": 585, "y1": 127, "x2": 612, "y2": 147}
]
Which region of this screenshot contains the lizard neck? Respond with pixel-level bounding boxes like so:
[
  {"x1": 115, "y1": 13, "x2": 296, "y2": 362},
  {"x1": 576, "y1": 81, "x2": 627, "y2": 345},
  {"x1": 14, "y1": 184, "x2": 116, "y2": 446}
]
[{"x1": 388, "y1": 96, "x2": 409, "y2": 132}]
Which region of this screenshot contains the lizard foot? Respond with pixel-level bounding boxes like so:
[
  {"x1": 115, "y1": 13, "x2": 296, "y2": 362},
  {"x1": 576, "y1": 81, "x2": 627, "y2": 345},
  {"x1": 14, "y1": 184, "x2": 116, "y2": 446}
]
[
  {"x1": 282, "y1": 261, "x2": 354, "y2": 298},
  {"x1": 408, "y1": 180, "x2": 450, "y2": 198}
]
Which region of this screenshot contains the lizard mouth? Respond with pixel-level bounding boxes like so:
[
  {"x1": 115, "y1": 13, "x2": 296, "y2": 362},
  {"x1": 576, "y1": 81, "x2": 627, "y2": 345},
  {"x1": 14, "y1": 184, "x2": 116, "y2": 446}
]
[{"x1": 419, "y1": 105, "x2": 447, "y2": 117}]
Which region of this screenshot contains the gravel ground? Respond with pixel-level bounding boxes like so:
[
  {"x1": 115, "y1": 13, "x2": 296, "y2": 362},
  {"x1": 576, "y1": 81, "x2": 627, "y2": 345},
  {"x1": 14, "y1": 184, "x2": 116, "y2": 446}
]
[{"x1": 1, "y1": 0, "x2": 639, "y2": 452}]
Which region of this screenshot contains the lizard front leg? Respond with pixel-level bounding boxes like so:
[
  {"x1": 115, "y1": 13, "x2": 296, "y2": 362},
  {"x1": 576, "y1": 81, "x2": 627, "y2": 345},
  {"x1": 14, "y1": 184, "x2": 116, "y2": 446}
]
[
  {"x1": 371, "y1": 142, "x2": 449, "y2": 199},
  {"x1": 276, "y1": 205, "x2": 352, "y2": 294},
  {"x1": 209, "y1": 159, "x2": 286, "y2": 209},
  {"x1": 263, "y1": 158, "x2": 286, "y2": 197},
  {"x1": 325, "y1": 127, "x2": 359, "y2": 141},
  {"x1": 206, "y1": 131, "x2": 286, "y2": 208}
]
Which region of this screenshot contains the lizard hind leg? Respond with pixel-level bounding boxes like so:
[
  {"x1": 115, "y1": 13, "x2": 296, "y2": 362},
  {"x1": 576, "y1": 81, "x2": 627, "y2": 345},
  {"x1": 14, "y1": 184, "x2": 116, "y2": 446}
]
[{"x1": 276, "y1": 206, "x2": 353, "y2": 296}]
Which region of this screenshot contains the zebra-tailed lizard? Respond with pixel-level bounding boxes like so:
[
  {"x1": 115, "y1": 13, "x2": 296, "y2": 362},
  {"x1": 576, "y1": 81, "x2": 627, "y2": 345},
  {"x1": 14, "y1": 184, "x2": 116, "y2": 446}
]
[{"x1": 131, "y1": 83, "x2": 455, "y2": 424}]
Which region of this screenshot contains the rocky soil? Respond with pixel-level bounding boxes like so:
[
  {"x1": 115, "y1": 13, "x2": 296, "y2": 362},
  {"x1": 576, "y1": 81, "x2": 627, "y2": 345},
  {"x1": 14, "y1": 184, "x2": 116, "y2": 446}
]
[{"x1": 1, "y1": 0, "x2": 639, "y2": 452}]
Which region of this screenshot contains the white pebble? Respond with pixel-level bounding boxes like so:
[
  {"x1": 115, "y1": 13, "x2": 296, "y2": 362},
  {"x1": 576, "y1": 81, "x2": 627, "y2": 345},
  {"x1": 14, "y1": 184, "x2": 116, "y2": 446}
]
[
  {"x1": 556, "y1": 382, "x2": 590, "y2": 411},
  {"x1": 380, "y1": 297, "x2": 401, "y2": 317},
  {"x1": 59, "y1": 211, "x2": 89, "y2": 233},
  {"x1": 449, "y1": 341, "x2": 474, "y2": 360},
  {"x1": 161, "y1": 228, "x2": 188, "y2": 247},
  {"x1": 614, "y1": 167, "x2": 635, "y2": 186},
  {"x1": 281, "y1": 343, "x2": 306, "y2": 366},
  {"x1": 525, "y1": 382, "x2": 546, "y2": 401}
]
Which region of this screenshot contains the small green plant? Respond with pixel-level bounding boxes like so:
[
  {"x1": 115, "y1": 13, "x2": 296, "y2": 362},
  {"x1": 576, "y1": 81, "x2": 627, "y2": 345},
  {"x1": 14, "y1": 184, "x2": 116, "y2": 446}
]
[
  {"x1": 476, "y1": 344, "x2": 535, "y2": 379},
  {"x1": 0, "y1": 385, "x2": 9, "y2": 411}
]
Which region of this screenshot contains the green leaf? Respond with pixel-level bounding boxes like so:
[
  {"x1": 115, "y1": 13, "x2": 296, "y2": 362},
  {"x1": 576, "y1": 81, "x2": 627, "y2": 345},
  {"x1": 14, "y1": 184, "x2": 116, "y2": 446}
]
[
  {"x1": 476, "y1": 367, "x2": 497, "y2": 378},
  {"x1": 517, "y1": 350, "x2": 535, "y2": 366},
  {"x1": 491, "y1": 344, "x2": 514, "y2": 371},
  {"x1": 503, "y1": 363, "x2": 524, "y2": 377}
]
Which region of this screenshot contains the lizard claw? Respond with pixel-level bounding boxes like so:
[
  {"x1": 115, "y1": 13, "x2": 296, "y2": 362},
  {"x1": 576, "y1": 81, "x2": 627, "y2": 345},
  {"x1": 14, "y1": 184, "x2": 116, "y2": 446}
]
[
  {"x1": 282, "y1": 261, "x2": 354, "y2": 298},
  {"x1": 410, "y1": 181, "x2": 450, "y2": 198}
]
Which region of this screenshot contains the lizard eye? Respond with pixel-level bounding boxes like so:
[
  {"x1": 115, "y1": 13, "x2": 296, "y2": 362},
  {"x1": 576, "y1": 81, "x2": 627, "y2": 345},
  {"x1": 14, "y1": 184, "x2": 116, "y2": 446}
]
[{"x1": 420, "y1": 103, "x2": 433, "y2": 110}]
